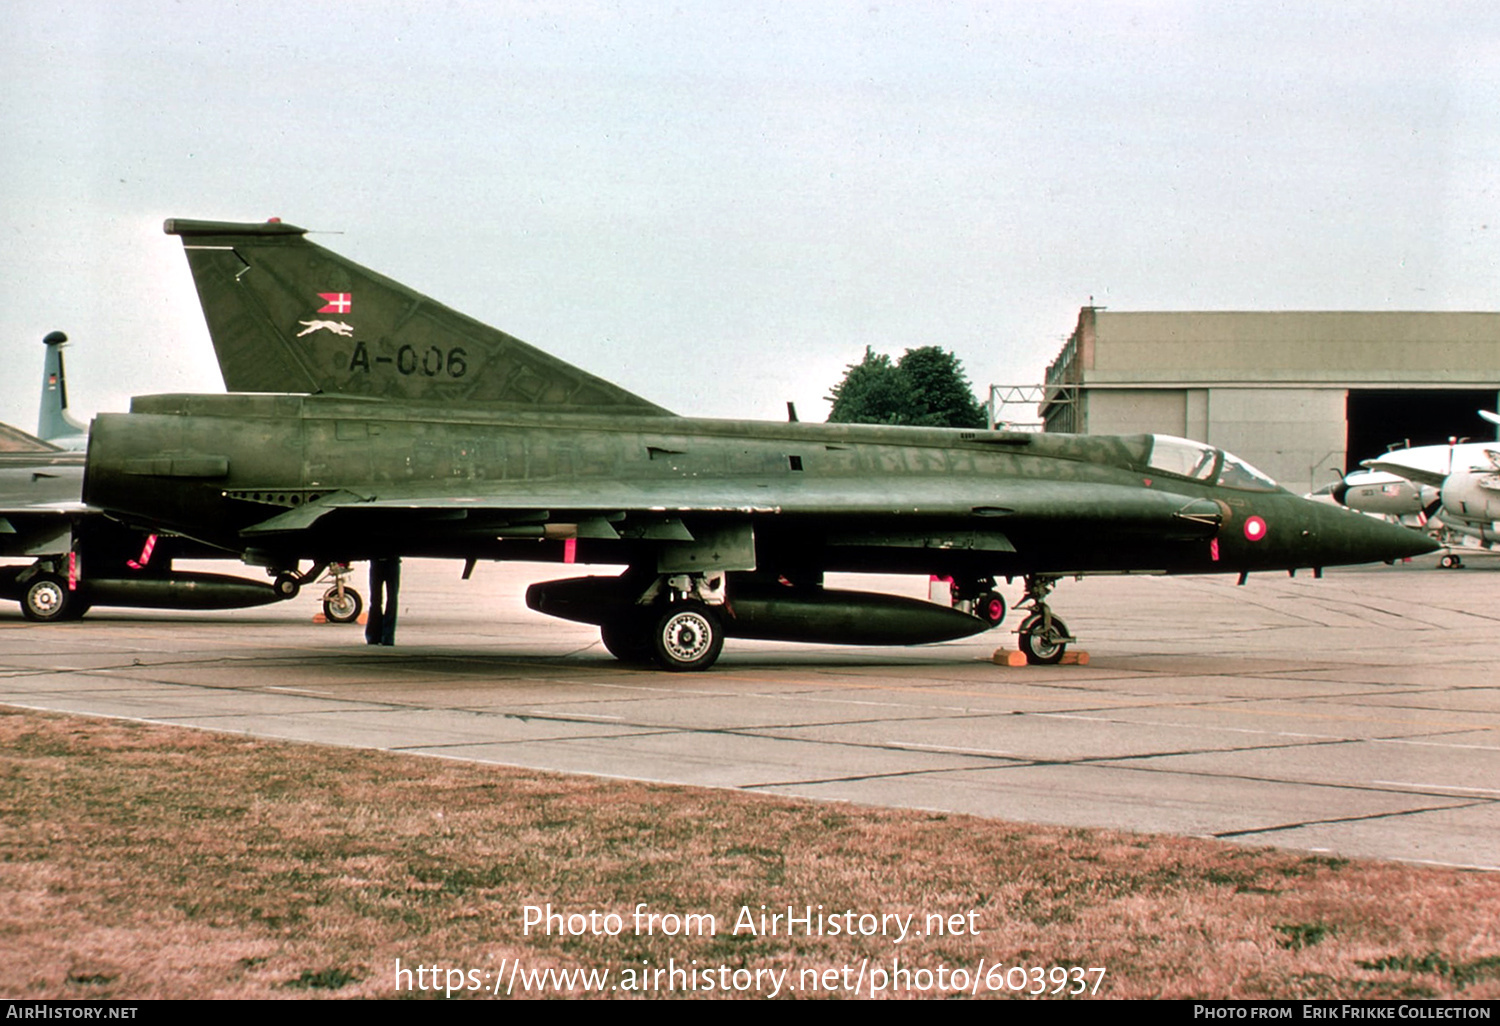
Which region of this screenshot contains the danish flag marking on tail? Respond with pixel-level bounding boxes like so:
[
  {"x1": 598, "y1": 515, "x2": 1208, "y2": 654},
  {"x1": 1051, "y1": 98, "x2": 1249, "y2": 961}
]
[{"x1": 317, "y1": 292, "x2": 352, "y2": 314}]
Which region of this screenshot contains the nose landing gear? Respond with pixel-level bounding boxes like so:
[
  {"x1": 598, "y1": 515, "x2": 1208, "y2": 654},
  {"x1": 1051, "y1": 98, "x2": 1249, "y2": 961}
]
[
  {"x1": 1015, "y1": 574, "x2": 1075, "y2": 665},
  {"x1": 319, "y1": 562, "x2": 364, "y2": 624}
]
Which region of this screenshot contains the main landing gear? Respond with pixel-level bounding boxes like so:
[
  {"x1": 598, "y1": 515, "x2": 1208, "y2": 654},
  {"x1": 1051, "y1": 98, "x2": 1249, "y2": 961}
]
[
  {"x1": 601, "y1": 572, "x2": 727, "y2": 672},
  {"x1": 651, "y1": 601, "x2": 724, "y2": 672},
  {"x1": 1015, "y1": 574, "x2": 1073, "y2": 665}
]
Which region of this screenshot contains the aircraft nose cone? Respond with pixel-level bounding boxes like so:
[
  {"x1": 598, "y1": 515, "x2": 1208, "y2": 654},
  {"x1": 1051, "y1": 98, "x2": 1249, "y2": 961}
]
[{"x1": 1314, "y1": 504, "x2": 1438, "y2": 564}]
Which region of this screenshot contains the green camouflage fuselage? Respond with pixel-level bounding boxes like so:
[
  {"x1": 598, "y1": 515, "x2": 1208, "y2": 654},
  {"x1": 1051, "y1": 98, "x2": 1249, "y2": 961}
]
[{"x1": 85, "y1": 392, "x2": 1429, "y2": 579}]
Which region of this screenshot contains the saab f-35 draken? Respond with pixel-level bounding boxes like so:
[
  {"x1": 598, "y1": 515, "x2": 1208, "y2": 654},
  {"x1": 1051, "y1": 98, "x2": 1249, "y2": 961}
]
[{"x1": 80, "y1": 218, "x2": 1435, "y2": 669}]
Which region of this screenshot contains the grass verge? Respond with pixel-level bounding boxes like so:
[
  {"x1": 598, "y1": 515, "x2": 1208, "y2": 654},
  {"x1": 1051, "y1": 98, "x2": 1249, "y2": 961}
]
[{"x1": 2, "y1": 707, "x2": 1497, "y2": 1000}]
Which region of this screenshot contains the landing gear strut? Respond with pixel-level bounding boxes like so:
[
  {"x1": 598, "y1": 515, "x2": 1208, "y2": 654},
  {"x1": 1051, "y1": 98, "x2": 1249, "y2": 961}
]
[
  {"x1": 599, "y1": 571, "x2": 728, "y2": 672},
  {"x1": 319, "y1": 562, "x2": 364, "y2": 624},
  {"x1": 1016, "y1": 574, "x2": 1073, "y2": 665},
  {"x1": 268, "y1": 561, "x2": 334, "y2": 601}
]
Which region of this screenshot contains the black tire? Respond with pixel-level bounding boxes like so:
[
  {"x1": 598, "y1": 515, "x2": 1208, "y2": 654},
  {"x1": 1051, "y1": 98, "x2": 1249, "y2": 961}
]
[
  {"x1": 1018, "y1": 613, "x2": 1069, "y2": 665},
  {"x1": 322, "y1": 586, "x2": 364, "y2": 624},
  {"x1": 1440, "y1": 553, "x2": 1462, "y2": 569},
  {"x1": 975, "y1": 590, "x2": 1006, "y2": 628},
  {"x1": 650, "y1": 602, "x2": 724, "y2": 672},
  {"x1": 273, "y1": 572, "x2": 301, "y2": 598},
  {"x1": 601, "y1": 618, "x2": 653, "y2": 663},
  {"x1": 21, "y1": 575, "x2": 78, "y2": 623}
]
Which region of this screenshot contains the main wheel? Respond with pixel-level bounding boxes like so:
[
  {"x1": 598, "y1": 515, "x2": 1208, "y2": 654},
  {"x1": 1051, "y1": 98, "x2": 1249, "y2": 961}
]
[
  {"x1": 322, "y1": 586, "x2": 364, "y2": 624},
  {"x1": 601, "y1": 617, "x2": 653, "y2": 663},
  {"x1": 651, "y1": 602, "x2": 724, "y2": 672},
  {"x1": 21, "y1": 575, "x2": 79, "y2": 622},
  {"x1": 273, "y1": 572, "x2": 301, "y2": 598},
  {"x1": 1440, "y1": 553, "x2": 1463, "y2": 569},
  {"x1": 1018, "y1": 613, "x2": 1069, "y2": 665},
  {"x1": 975, "y1": 590, "x2": 1006, "y2": 628}
]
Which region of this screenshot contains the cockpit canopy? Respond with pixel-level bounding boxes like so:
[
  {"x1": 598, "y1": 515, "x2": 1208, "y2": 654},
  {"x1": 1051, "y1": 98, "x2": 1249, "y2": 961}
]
[{"x1": 1145, "y1": 435, "x2": 1280, "y2": 492}]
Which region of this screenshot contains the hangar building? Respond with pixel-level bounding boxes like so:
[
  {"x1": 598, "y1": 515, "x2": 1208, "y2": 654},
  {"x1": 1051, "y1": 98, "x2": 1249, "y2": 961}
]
[{"x1": 1039, "y1": 308, "x2": 1500, "y2": 495}]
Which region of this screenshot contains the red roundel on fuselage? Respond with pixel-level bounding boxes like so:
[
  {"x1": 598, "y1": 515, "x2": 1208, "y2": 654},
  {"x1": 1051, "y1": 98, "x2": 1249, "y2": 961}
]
[{"x1": 1243, "y1": 515, "x2": 1267, "y2": 542}]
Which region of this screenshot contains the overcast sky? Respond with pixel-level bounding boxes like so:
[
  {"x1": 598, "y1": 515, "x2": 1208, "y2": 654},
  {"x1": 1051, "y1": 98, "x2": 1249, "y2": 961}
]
[{"x1": 3, "y1": 0, "x2": 1498, "y2": 431}]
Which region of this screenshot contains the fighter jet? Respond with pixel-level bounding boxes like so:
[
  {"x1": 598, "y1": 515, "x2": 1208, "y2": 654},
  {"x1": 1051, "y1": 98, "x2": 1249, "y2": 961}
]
[
  {"x1": 80, "y1": 218, "x2": 1436, "y2": 669},
  {"x1": 1, "y1": 331, "x2": 360, "y2": 621}
]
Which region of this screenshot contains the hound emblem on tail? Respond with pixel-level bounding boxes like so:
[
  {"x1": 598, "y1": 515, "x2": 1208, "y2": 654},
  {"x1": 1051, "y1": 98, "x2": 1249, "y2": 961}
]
[{"x1": 296, "y1": 319, "x2": 354, "y2": 338}]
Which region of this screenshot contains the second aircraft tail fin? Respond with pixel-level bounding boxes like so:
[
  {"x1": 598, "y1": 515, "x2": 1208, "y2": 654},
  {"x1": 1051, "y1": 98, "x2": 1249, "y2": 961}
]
[
  {"x1": 37, "y1": 331, "x2": 88, "y2": 450},
  {"x1": 163, "y1": 218, "x2": 673, "y2": 415}
]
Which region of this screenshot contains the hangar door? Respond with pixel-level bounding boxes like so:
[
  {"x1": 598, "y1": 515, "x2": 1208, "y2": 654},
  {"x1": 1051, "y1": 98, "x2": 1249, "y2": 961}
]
[{"x1": 1345, "y1": 389, "x2": 1500, "y2": 468}]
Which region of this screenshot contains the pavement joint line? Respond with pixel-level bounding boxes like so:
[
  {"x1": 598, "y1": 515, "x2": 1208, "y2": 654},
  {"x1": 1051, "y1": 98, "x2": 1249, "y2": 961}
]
[
  {"x1": 741, "y1": 764, "x2": 1012, "y2": 790},
  {"x1": 1370, "y1": 781, "x2": 1500, "y2": 796},
  {"x1": 1077, "y1": 754, "x2": 1500, "y2": 803},
  {"x1": 1032, "y1": 705, "x2": 1492, "y2": 733},
  {"x1": 385, "y1": 732, "x2": 673, "y2": 752},
  {"x1": 884, "y1": 740, "x2": 1018, "y2": 758},
  {"x1": 1030, "y1": 711, "x2": 1348, "y2": 741},
  {"x1": 1212, "y1": 799, "x2": 1494, "y2": 840},
  {"x1": 1072, "y1": 736, "x2": 1356, "y2": 765}
]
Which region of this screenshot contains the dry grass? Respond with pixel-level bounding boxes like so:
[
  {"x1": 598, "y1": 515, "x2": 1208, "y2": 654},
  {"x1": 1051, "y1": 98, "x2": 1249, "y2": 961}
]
[{"x1": 1, "y1": 706, "x2": 1497, "y2": 1000}]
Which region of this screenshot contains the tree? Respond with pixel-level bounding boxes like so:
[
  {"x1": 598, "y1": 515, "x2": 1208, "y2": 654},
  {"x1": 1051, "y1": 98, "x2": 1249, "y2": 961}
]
[
  {"x1": 896, "y1": 346, "x2": 987, "y2": 428},
  {"x1": 826, "y1": 346, "x2": 986, "y2": 428},
  {"x1": 825, "y1": 348, "x2": 916, "y2": 425}
]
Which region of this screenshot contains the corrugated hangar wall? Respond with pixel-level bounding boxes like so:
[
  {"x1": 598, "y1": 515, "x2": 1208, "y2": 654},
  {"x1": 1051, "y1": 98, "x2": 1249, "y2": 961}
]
[{"x1": 1042, "y1": 309, "x2": 1500, "y2": 495}]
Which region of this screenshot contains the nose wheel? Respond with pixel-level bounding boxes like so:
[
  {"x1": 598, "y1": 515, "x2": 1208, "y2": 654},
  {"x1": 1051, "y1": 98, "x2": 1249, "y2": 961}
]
[
  {"x1": 1018, "y1": 612, "x2": 1071, "y2": 664},
  {"x1": 318, "y1": 562, "x2": 364, "y2": 624},
  {"x1": 1015, "y1": 575, "x2": 1075, "y2": 665}
]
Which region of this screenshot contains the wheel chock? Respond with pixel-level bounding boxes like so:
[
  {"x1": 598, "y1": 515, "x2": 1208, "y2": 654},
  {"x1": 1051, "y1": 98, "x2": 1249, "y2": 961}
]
[{"x1": 992, "y1": 649, "x2": 1090, "y2": 666}]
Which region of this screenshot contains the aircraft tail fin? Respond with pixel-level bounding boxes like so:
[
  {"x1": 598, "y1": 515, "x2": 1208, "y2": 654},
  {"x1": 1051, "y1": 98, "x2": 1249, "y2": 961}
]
[
  {"x1": 37, "y1": 331, "x2": 88, "y2": 448},
  {"x1": 163, "y1": 218, "x2": 673, "y2": 414}
]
